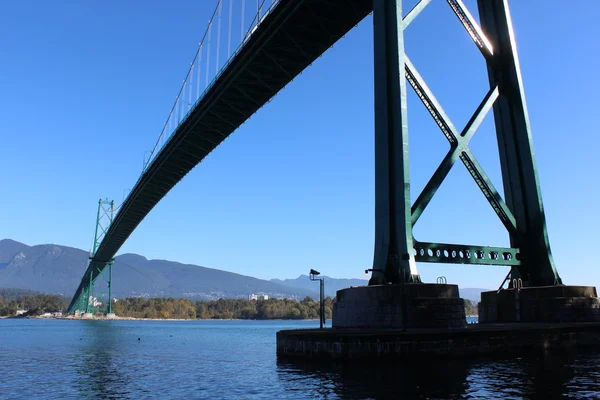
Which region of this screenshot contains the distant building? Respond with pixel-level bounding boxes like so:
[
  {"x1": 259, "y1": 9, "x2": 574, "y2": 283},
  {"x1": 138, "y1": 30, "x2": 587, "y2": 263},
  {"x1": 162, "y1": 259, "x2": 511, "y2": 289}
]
[
  {"x1": 15, "y1": 310, "x2": 27, "y2": 316},
  {"x1": 89, "y1": 296, "x2": 103, "y2": 307},
  {"x1": 248, "y1": 294, "x2": 268, "y2": 301}
]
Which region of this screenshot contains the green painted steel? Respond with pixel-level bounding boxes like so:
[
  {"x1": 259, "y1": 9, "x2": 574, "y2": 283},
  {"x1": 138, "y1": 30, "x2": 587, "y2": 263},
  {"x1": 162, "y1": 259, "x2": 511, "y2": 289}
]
[
  {"x1": 369, "y1": 0, "x2": 420, "y2": 285},
  {"x1": 414, "y1": 241, "x2": 521, "y2": 266},
  {"x1": 367, "y1": 0, "x2": 562, "y2": 287},
  {"x1": 86, "y1": 268, "x2": 93, "y2": 313},
  {"x1": 108, "y1": 261, "x2": 113, "y2": 314},
  {"x1": 478, "y1": 0, "x2": 562, "y2": 286},
  {"x1": 68, "y1": 199, "x2": 115, "y2": 315}
]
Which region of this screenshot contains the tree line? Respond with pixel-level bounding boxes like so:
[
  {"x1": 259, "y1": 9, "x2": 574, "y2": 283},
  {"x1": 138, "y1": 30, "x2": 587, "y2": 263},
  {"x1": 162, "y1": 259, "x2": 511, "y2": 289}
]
[
  {"x1": 0, "y1": 289, "x2": 68, "y2": 316},
  {"x1": 112, "y1": 296, "x2": 334, "y2": 320},
  {"x1": 0, "y1": 287, "x2": 479, "y2": 318},
  {"x1": 464, "y1": 299, "x2": 478, "y2": 316},
  {"x1": 112, "y1": 296, "x2": 479, "y2": 319}
]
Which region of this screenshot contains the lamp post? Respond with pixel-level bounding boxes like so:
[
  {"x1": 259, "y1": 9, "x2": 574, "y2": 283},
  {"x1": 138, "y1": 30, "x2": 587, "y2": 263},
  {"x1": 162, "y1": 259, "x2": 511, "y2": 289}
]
[{"x1": 309, "y1": 269, "x2": 325, "y2": 329}]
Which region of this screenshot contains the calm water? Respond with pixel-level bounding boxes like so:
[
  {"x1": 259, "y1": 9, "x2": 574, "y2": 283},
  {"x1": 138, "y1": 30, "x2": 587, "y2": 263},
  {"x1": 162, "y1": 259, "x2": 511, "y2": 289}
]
[{"x1": 1, "y1": 319, "x2": 599, "y2": 399}]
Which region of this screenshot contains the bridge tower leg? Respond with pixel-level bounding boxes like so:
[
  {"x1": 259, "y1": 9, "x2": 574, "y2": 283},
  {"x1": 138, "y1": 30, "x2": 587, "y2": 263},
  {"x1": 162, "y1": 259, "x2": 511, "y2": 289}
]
[
  {"x1": 368, "y1": 0, "x2": 420, "y2": 286},
  {"x1": 107, "y1": 261, "x2": 113, "y2": 314},
  {"x1": 332, "y1": 0, "x2": 600, "y2": 328},
  {"x1": 477, "y1": 0, "x2": 561, "y2": 287},
  {"x1": 80, "y1": 199, "x2": 115, "y2": 318},
  {"x1": 85, "y1": 270, "x2": 93, "y2": 315}
]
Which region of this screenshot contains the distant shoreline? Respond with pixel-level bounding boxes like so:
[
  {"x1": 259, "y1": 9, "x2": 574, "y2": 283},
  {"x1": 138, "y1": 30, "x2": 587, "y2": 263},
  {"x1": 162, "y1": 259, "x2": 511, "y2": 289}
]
[
  {"x1": 1, "y1": 314, "x2": 481, "y2": 322},
  {"x1": 3, "y1": 315, "x2": 323, "y2": 322}
]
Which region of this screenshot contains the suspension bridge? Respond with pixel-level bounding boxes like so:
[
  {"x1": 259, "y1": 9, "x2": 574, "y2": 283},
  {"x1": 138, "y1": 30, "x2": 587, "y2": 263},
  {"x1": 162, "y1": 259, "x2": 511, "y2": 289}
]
[
  {"x1": 68, "y1": 0, "x2": 600, "y2": 351},
  {"x1": 67, "y1": 0, "x2": 374, "y2": 314}
]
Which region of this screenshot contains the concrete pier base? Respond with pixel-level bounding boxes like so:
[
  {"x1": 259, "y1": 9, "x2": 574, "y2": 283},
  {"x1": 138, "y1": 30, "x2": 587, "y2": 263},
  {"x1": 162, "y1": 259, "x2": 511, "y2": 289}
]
[
  {"x1": 479, "y1": 285, "x2": 600, "y2": 323},
  {"x1": 333, "y1": 283, "x2": 466, "y2": 329},
  {"x1": 81, "y1": 313, "x2": 93, "y2": 319},
  {"x1": 277, "y1": 284, "x2": 600, "y2": 360},
  {"x1": 106, "y1": 313, "x2": 116, "y2": 319},
  {"x1": 276, "y1": 322, "x2": 600, "y2": 359}
]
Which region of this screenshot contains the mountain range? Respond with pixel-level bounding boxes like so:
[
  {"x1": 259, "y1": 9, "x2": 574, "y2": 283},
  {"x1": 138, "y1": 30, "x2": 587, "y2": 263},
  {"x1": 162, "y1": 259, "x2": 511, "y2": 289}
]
[
  {"x1": 271, "y1": 275, "x2": 368, "y2": 297},
  {"x1": 271, "y1": 275, "x2": 488, "y2": 301},
  {"x1": 0, "y1": 239, "x2": 488, "y2": 301}
]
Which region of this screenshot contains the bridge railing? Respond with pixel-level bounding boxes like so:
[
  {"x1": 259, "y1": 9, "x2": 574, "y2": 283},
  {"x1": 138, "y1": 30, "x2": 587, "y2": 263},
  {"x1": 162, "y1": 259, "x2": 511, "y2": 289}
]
[{"x1": 140, "y1": 0, "x2": 280, "y2": 180}]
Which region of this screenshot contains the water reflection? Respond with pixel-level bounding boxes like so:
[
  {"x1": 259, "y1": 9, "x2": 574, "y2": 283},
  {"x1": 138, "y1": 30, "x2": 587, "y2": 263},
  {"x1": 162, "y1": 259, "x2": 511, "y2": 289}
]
[
  {"x1": 74, "y1": 321, "x2": 133, "y2": 399},
  {"x1": 277, "y1": 357, "x2": 470, "y2": 399},
  {"x1": 278, "y1": 349, "x2": 600, "y2": 399},
  {"x1": 2, "y1": 319, "x2": 598, "y2": 399},
  {"x1": 520, "y1": 349, "x2": 600, "y2": 399},
  {"x1": 467, "y1": 349, "x2": 600, "y2": 399}
]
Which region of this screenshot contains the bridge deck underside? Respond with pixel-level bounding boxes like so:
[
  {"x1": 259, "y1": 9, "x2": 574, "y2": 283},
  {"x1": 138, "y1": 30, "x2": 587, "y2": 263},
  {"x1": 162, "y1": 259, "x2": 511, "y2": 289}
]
[{"x1": 69, "y1": 0, "x2": 373, "y2": 311}]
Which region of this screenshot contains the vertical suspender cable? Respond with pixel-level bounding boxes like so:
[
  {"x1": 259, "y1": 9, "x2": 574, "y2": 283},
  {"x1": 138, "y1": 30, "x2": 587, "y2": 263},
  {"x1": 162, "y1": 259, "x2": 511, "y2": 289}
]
[
  {"x1": 227, "y1": 0, "x2": 233, "y2": 56},
  {"x1": 182, "y1": 83, "x2": 186, "y2": 120},
  {"x1": 196, "y1": 45, "x2": 203, "y2": 100},
  {"x1": 188, "y1": 64, "x2": 193, "y2": 108},
  {"x1": 178, "y1": 87, "x2": 183, "y2": 123},
  {"x1": 183, "y1": 79, "x2": 188, "y2": 116},
  {"x1": 206, "y1": 21, "x2": 212, "y2": 87},
  {"x1": 133, "y1": 2, "x2": 220, "y2": 188},
  {"x1": 241, "y1": 0, "x2": 245, "y2": 41},
  {"x1": 216, "y1": 0, "x2": 223, "y2": 72}
]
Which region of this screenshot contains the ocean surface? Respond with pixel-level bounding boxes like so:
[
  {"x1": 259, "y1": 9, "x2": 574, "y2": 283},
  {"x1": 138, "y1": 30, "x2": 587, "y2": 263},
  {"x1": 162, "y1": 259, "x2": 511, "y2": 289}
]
[{"x1": 1, "y1": 318, "x2": 599, "y2": 399}]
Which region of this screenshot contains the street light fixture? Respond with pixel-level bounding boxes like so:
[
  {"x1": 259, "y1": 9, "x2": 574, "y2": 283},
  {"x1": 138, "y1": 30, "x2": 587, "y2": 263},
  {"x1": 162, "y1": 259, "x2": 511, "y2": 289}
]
[{"x1": 309, "y1": 269, "x2": 325, "y2": 329}]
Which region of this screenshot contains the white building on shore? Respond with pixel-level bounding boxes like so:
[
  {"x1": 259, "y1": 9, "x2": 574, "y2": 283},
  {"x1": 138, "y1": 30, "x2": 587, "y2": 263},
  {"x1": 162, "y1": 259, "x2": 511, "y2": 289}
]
[{"x1": 248, "y1": 294, "x2": 269, "y2": 301}]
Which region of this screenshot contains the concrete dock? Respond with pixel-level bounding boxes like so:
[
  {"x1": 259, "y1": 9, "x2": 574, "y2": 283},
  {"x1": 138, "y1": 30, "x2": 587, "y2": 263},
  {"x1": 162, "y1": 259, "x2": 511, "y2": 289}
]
[{"x1": 277, "y1": 322, "x2": 600, "y2": 359}]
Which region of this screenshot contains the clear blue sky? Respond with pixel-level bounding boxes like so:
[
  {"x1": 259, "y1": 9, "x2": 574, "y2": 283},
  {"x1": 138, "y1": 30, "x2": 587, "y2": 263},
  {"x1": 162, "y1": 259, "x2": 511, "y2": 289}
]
[{"x1": 1, "y1": 0, "x2": 598, "y2": 289}]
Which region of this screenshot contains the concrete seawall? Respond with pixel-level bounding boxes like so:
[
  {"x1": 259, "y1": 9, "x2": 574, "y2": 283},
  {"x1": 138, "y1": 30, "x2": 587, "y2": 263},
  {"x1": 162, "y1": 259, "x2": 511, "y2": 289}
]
[{"x1": 277, "y1": 322, "x2": 600, "y2": 359}]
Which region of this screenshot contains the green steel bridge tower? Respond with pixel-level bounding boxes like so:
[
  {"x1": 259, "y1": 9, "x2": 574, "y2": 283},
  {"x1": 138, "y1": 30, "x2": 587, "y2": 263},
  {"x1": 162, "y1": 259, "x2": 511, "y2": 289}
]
[
  {"x1": 367, "y1": 0, "x2": 563, "y2": 289},
  {"x1": 70, "y1": 199, "x2": 115, "y2": 316}
]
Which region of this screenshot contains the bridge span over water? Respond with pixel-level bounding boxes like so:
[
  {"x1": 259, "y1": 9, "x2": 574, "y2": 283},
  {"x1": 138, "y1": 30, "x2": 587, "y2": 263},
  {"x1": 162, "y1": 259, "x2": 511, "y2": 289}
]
[
  {"x1": 68, "y1": 0, "x2": 373, "y2": 313},
  {"x1": 70, "y1": 0, "x2": 570, "y2": 321}
]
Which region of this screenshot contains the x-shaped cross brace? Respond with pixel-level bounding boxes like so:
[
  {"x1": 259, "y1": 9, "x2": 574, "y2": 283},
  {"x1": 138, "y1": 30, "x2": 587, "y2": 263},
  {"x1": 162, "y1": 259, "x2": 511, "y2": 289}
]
[{"x1": 402, "y1": 0, "x2": 519, "y2": 239}]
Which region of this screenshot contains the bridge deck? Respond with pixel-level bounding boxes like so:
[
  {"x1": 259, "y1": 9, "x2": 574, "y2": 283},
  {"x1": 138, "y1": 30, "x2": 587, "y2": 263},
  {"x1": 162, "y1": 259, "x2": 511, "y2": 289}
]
[{"x1": 69, "y1": 0, "x2": 373, "y2": 311}]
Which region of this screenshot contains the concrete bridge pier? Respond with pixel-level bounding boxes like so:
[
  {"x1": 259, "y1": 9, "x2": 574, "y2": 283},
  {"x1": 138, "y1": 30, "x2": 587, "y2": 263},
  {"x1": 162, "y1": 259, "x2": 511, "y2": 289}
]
[
  {"x1": 480, "y1": 286, "x2": 600, "y2": 323},
  {"x1": 276, "y1": 0, "x2": 600, "y2": 359},
  {"x1": 332, "y1": 284, "x2": 466, "y2": 329},
  {"x1": 277, "y1": 284, "x2": 600, "y2": 360}
]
